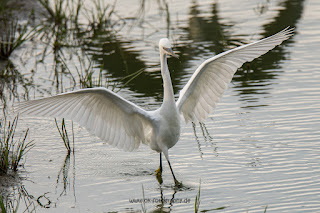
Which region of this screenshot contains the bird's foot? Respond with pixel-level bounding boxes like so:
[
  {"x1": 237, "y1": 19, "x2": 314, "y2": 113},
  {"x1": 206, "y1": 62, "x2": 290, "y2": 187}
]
[
  {"x1": 155, "y1": 166, "x2": 162, "y2": 176},
  {"x1": 155, "y1": 166, "x2": 163, "y2": 184}
]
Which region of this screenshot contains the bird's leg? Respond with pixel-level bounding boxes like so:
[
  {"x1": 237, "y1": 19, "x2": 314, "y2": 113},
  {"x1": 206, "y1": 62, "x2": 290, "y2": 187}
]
[
  {"x1": 155, "y1": 153, "x2": 163, "y2": 184},
  {"x1": 155, "y1": 153, "x2": 162, "y2": 173},
  {"x1": 166, "y1": 158, "x2": 182, "y2": 187}
]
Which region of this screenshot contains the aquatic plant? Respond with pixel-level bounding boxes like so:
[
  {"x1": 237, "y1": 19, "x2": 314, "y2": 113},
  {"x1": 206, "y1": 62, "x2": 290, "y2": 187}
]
[
  {"x1": 140, "y1": 185, "x2": 147, "y2": 213},
  {"x1": 77, "y1": 63, "x2": 104, "y2": 89},
  {"x1": 36, "y1": 0, "x2": 83, "y2": 61},
  {"x1": 0, "y1": 186, "x2": 38, "y2": 212},
  {"x1": 83, "y1": 0, "x2": 117, "y2": 31},
  {"x1": 0, "y1": 61, "x2": 34, "y2": 112},
  {"x1": 194, "y1": 181, "x2": 201, "y2": 213},
  {"x1": 0, "y1": 194, "x2": 20, "y2": 213},
  {"x1": 0, "y1": 0, "x2": 10, "y2": 13},
  {"x1": 115, "y1": 68, "x2": 145, "y2": 92},
  {"x1": 0, "y1": 18, "x2": 34, "y2": 60},
  {"x1": 38, "y1": 0, "x2": 82, "y2": 26},
  {"x1": 0, "y1": 115, "x2": 34, "y2": 173},
  {"x1": 70, "y1": 54, "x2": 104, "y2": 88},
  {"x1": 37, "y1": 0, "x2": 116, "y2": 47},
  {"x1": 35, "y1": 0, "x2": 124, "y2": 92},
  {"x1": 194, "y1": 180, "x2": 229, "y2": 212},
  {"x1": 54, "y1": 118, "x2": 74, "y2": 154},
  {"x1": 0, "y1": 195, "x2": 5, "y2": 213}
]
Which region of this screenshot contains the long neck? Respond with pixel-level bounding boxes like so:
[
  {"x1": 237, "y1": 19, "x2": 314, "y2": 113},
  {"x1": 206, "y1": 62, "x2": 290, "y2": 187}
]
[{"x1": 160, "y1": 51, "x2": 175, "y2": 106}]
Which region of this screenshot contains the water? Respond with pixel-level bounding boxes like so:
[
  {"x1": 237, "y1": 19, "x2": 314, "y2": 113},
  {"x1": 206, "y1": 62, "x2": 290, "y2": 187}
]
[{"x1": 1, "y1": 0, "x2": 320, "y2": 212}]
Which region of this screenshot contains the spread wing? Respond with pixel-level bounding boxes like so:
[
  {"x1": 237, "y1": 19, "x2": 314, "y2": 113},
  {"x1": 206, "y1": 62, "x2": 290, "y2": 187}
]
[
  {"x1": 176, "y1": 27, "x2": 293, "y2": 123},
  {"x1": 16, "y1": 88, "x2": 154, "y2": 151}
]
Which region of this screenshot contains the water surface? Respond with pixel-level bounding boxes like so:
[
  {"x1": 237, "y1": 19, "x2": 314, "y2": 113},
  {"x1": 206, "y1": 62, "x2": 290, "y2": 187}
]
[{"x1": 2, "y1": 0, "x2": 320, "y2": 212}]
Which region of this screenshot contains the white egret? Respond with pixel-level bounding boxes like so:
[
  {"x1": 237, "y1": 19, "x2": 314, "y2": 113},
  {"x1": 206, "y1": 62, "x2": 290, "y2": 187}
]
[{"x1": 16, "y1": 27, "x2": 293, "y2": 186}]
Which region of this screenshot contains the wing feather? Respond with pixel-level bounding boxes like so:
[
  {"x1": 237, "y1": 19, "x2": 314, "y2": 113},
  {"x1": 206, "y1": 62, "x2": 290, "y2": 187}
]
[
  {"x1": 177, "y1": 27, "x2": 293, "y2": 123},
  {"x1": 16, "y1": 87, "x2": 154, "y2": 151}
]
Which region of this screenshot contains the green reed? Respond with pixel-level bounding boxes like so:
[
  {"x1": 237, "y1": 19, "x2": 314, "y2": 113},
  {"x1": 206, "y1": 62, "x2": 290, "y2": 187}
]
[
  {"x1": 54, "y1": 118, "x2": 74, "y2": 154},
  {"x1": 0, "y1": 115, "x2": 34, "y2": 173},
  {"x1": 195, "y1": 181, "x2": 201, "y2": 213},
  {"x1": 0, "y1": 18, "x2": 35, "y2": 60}
]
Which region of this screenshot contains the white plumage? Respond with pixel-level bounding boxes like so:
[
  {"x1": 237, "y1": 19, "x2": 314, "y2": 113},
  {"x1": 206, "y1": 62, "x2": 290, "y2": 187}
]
[
  {"x1": 176, "y1": 27, "x2": 294, "y2": 123},
  {"x1": 18, "y1": 88, "x2": 154, "y2": 152},
  {"x1": 16, "y1": 27, "x2": 293, "y2": 185}
]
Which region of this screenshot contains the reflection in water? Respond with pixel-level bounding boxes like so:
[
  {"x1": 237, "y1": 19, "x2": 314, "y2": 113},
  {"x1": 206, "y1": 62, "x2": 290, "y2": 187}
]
[
  {"x1": 131, "y1": 0, "x2": 172, "y2": 38},
  {"x1": 0, "y1": 144, "x2": 75, "y2": 212},
  {"x1": 0, "y1": 153, "x2": 76, "y2": 212},
  {"x1": 54, "y1": 150, "x2": 76, "y2": 205},
  {"x1": 56, "y1": 154, "x2": 71, "y2": 196},
  {"x1": 186, "y1": 1, "x2": 236, "y2": 53},
  {"x1": 192, "y1": 122, "x2": 217, "y2": 158},
  {"x1": 199, "y1": 122, "x2": 213, "y2": 144},
  {"x1": 140, "y1": 183, "x2": 194, "y2": 212},
  {"x1": 182, "y1": 0, "x2": 301, "y2": 106},
  {"x1": 82, "y1": 0, "x2": 176, "y2": 100},
  {"x1": 171, "y1": 1, "x2": 242, "y2": 96},
  {"x1": 254, "y1": 0, "x2": 271, "y2": 15},
  {"x1": 0, "y1": 0, "x2": 303, "y2": 104},
  {"x1": 84, "y1": 30, "x2": 166, "y2": 99},
  {"x1": 192, "y1": 122, "x2": 204, "y2": 159},
  {"x1": 153, "y1": 185, "x2": 177, "y2": 213},
  {"x1": 0, "y1": 0, "x2": 311, "y2": 211},
  {"x1": 234, "y1": 0, "x2": 303, "y2": 103},
  {"x1": 0, "y1": 61, "x2": 34, "y2": 112},
  {"x1": 37, "y1": 192, "x2": 52, "y2": 208},
  {"x1": 83, "y1": 0, "x2": 302, "y2": 103},
  {"x1": 84, "y1": 1, "x2": 242, "y2": 99},
  {"x1": 262, "y1": 0, "x2": 304, "y2": 35},
  {"x1": 0, "y1": 184, "x2": 49, "y2": 212}
]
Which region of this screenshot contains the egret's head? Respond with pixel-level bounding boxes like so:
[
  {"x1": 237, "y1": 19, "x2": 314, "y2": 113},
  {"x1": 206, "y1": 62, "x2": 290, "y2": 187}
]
[{"x1": 159, "y1": 38, "x2": 179, "y2": 58}]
